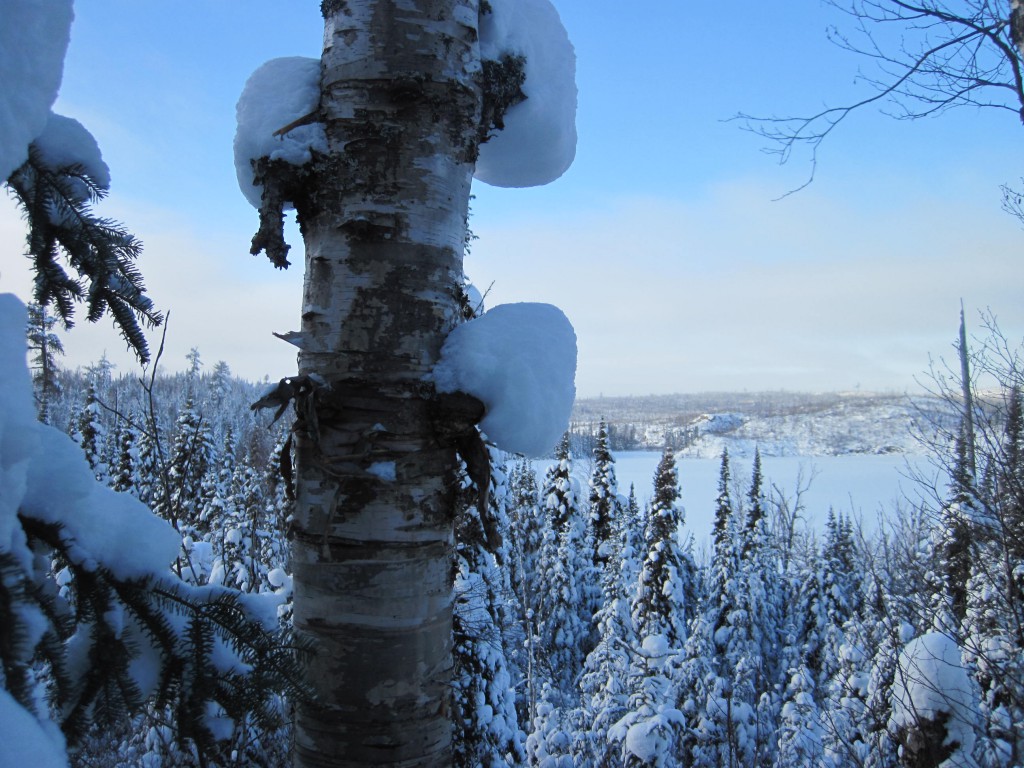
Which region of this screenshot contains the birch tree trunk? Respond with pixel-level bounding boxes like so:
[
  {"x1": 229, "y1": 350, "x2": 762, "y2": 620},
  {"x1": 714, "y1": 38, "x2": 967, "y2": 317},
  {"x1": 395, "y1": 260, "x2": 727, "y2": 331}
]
[{"x1": 289, "y1": 2, "x2": 483, "y2": 765}]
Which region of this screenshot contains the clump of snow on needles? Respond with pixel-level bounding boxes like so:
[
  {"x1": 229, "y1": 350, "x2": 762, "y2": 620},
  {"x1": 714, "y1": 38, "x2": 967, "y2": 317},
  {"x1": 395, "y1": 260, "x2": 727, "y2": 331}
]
[
  {"x1": 476, "y1": 0, "x2": 577, "y2": 188},
  {"x1": 234, "y1": 56, "x2": 326, "y2": 208},
  {"x1": 0, "y1": 294, "x2": 180, "y2": 579},
  {"x1": 33, "y1": 112, "x2": 111, "y2": 193},
  {"x1": 433, "y1": 302, "x2": 577, "y2": 458},
  {"x1": 0, "y1": 0, "x2": 73, "y2": 180},
  {"x1": 0, "y1": 293, "x2": 178, "y2": 766},
  {"x1": 890, "y1": 631, "x2": 982, "y2": 767},
  {"x1": 0, "y1": 688, "x2": 67, "y2": 768}
]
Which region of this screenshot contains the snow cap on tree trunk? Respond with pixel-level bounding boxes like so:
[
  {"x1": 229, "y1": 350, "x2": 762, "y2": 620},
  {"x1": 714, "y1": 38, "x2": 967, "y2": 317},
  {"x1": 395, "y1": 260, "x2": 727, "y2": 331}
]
[
  {"x1": 0, "y1": 0, "x2": 74, "y2": 180},
  {"x1": 233, "y1": 56, "x2": 326, "y2": 208},
  {"x1": 433, "y1": 302, "x2": 577, "y2": 458},
  {"x1": 475, "y1": 0, "x2": 577, "y2": 188}
]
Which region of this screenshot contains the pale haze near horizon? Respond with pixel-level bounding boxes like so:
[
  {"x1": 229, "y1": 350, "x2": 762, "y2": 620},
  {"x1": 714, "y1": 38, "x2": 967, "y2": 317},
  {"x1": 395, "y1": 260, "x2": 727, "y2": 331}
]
[{"x1": 1, "y1": 1, "x2": 1021, "y2": 398}]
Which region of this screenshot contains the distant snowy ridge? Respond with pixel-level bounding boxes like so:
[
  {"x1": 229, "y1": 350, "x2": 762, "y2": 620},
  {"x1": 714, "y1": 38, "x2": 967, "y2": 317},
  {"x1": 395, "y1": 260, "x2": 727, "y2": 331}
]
[{"x1": 572, "y1": 391, "x2": 955, "y2": 458}]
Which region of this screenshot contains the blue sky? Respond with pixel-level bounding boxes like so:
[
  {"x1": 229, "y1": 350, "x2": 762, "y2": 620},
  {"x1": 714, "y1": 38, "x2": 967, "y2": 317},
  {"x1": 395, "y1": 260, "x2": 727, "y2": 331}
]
[{"x1": 1, "y1": 1, "x2": 1021, "y2": 396}]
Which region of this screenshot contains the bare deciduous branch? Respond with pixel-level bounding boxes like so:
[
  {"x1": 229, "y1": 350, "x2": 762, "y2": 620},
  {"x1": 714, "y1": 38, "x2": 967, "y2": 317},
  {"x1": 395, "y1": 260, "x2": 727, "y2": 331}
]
[{"x1": 736, "y1": 0, "x2": 1023, "y2": 195}]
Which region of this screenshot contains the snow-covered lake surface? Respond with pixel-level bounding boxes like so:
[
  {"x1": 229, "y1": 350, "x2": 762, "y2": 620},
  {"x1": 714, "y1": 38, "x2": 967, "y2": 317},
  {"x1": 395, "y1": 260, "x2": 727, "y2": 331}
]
[{"x1": 537, "y1": 451, "x2": 947, "y2": 553}]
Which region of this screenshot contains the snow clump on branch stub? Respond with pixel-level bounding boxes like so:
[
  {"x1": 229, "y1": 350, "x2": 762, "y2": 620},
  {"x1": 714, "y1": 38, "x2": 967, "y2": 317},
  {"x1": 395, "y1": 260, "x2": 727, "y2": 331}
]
[
  {"x1": 233, "y1": 56, "x2": 326, "y2": 210},
  {"x1": 432, "y1": 302, "x2": 577, "y2": 458},
  {"x1": 475, "y1": 0, "x2": 577, "y2": 187}
]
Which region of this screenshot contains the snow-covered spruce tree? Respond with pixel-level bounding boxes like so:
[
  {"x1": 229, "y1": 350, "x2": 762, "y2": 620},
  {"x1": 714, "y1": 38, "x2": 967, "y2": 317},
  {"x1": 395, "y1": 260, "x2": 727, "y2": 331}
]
[
  {"x1": 543, "y1": 433, "x2": 579, "y2": 535},
  {"x1": 738, "y1": 447, "x2": 787, "y2": 764},
  {"x1": 534, "y1": 433, "x2": 591, "y2": 703},
  {"x1": 822, "y1": 612, "x2": 875, "y2": 767},
  {"x1": 216, "y1": 462, "x2": 266, "y2": 594},
  {"x1": 576, "y1": 502, "x2": 638, "y2": 766},
  {"x1": 774, "y1": 664, "x2": 825, "y2": 767},
  {"x1": 577, "y1": 482, "x2": 646, "y2": 766},
  {"x1": 927, "y1": 421, "x2": 978, "y2": 631},
  {"x1": 607, "y1": 449, "x2": 695, "y2": 766},
  {"x1": 234, "y1": 2, "x2": 578, "y2": 764},
  {"x1": 774, "y1": 528, "x2": 855, "y2": 768},
  {"x1": 786, "y1": 513, "x2": 857, "y2": 702},
  {"x1": 581, "y1": 420, "x2": 621, "y2": 663},
  {"x1": 742, "y1": 447, "x2": 765, "y2": 560},
  {"x1": 261, "y1": 430, "x2": 295, "y2": 598},
  {"x1": 862, "y1": 597, "x2": 911, "y2": 768},
  {"x1": 525, "y1": 682, "x2": 575, "y2": 768},
  {"x1": 963, "y1": 552, "x2": 1024, "y2": 766},
  {"x1": 508, "y1": 457, "x2": 543, "y2": 605},
  {"x1": 588, "y1": 420, "x2": 621, "y2": 578},
  {"x1": 75, "y1": 378, "x2": 107, "y2": 480},
  {"x1": 166, "y1": 396, "x2": 216, "y2": 553},
  {"x1": 110, "y1": 420, "x2": 137, "y2": 494},
  {"x1": 631, "y1": 447, "x2": 695, "y2": 650},
  {"x1": 201, "y1": 426, "x2": 238, "y2": 542},
  {"x1": 452, "y1": 449, "x2": 527, "y2": 767},
  {"x1": 506, "y1": 456, "x2": 545, "y2": 716},
  {"x1": 620, "y1": 484, "x2": 646, "y2": 605},
  {"x1": 26, "y1": 301, "x2": 64, "y2": 424},
  {"x1": 682, "y1": 448, "x2": 759, "y2": 768},
  {"x1": 133, "y1": 415, "x2": 165, "y2": 511}
]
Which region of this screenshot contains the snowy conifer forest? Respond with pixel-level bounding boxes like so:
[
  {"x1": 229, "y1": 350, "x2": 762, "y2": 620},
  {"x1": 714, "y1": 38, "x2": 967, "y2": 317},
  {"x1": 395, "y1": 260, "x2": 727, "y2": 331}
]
[{"x1": 10, "y1": 317, "x2": 1024, "y2": 767}]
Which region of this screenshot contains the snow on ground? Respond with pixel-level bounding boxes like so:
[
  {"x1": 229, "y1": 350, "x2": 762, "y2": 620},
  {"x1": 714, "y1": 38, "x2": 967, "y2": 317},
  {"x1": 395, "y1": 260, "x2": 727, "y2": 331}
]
[
  {"x1": 433, "y1": 302, "x2": 577, "y2": 458},
  {"x1": 0, "y1": 0, "x2": 74, "y2": 180},
  {"x1": 475, "y1": 0, "x2": 577, "y2": 187}
]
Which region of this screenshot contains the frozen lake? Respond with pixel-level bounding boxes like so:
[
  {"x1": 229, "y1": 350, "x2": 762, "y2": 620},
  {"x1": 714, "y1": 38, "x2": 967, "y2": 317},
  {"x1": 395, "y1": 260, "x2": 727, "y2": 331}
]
[{"x1": 536, "y1": 451, "x2": 948, "y2": 552}]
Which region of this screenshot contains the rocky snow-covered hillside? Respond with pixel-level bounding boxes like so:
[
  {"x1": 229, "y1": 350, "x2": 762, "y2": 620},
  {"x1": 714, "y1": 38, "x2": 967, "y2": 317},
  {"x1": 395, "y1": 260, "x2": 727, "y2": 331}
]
[{"x1": 571, "y1": 390, "x2": 956, "y2": 458}]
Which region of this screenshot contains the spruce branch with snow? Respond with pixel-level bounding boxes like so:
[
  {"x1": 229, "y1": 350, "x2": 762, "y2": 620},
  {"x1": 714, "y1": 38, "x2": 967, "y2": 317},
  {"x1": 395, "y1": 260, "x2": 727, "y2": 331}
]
[
  {"x1": 0, "y1": 294, "x2": 310, "y2": 766},
  {"x1": 13, "y1": 514, "x2": 308, "y2": 760},
  {"x1": 6, "y1": 140, "x2": 162, "y2": 363},
  {"x1": 1, "y1": 0, "x2": 162, "y2": 360}
]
